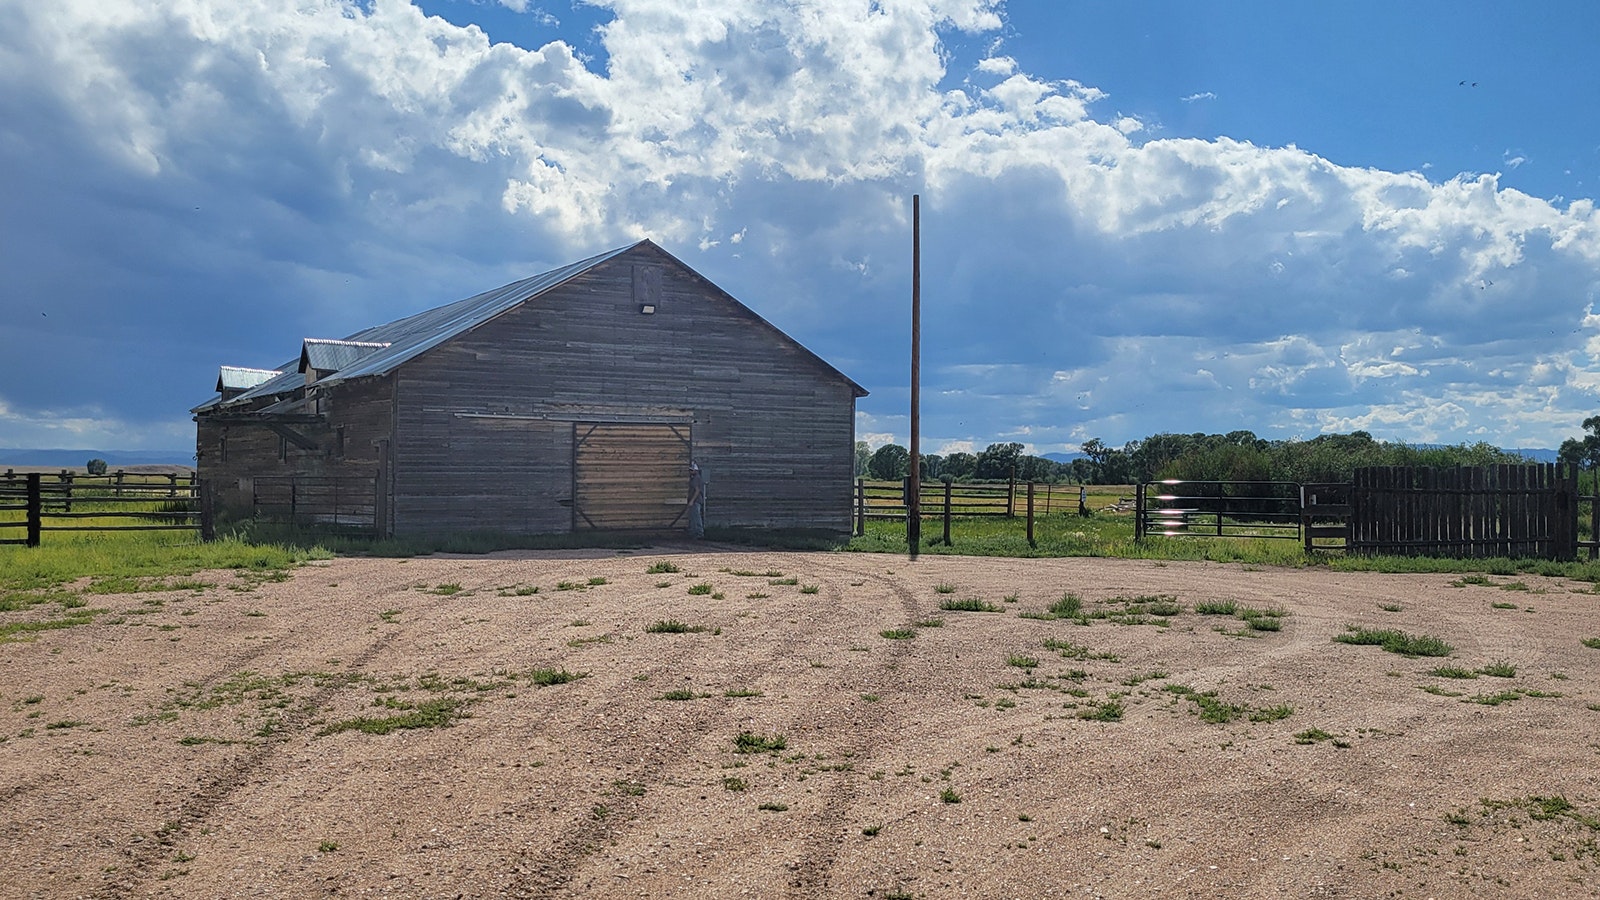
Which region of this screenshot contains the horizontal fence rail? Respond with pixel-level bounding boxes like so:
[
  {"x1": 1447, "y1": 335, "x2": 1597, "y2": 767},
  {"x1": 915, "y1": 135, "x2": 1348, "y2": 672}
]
[
  {"x1": 1136, "y1": 481, "x2": 1305, "y2": 542},
  {"x1": 853, "y1": 478, "x2": 1096, "y2": 547},
  {"x1": 0, "y1": 472, "x2": 206, "y2": 546}
]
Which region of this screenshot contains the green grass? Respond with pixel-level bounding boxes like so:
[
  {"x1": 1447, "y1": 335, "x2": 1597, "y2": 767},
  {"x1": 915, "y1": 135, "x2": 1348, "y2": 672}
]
[
  {"x1": 1192, "y1": 599, "x2": 1238, "y2": 615},
  {"x1": 1429, "y1": 666, "x2": 1478, "y2": 680},
  {"x1": 1582, "y1": 638, "x2": 1600, "y2": 650},
  {"x1": 879, "y1": 628, "x2": 916, "y2": 640},
  {"x1": 527, "y1": 668, "x2": 587, "y2": 686},
  {"x1": 687, "y1": 582, "x2": 713, "y2": 595},
  {"x1": 939, "y1": 597, "x2": 1001, "y2": 612},
  {"x1": 645, "y1": 619, "x2": 709, "y2": 634},
  {"x1": 1477, "y1": 660, "x2": 1517, "y2": 678},
  {"x1": 1333, "y1": 626, "x2": 1454, "y2": 657},
  {"x1": 1077, "y1": 701, "x2": 1123, "y2": 722},
  {"x1": 845, "y1": 511, "x2": 1600, "y2": 580},
  {"x1": 317, "y1": 697, "x2": 466, "y2": 736},
  {"x1": 1048, "y1": 592, "x2": 1084, "y2": 617},
  {"x1": 646, "y1": 561, "x2": 680, "y2": 574},
  {"x1": 734, "y1": 731, "x2": 787, "y2": 754},
  {"x1": 0, "y1": 533, "x2": 320, "y2": 594}
]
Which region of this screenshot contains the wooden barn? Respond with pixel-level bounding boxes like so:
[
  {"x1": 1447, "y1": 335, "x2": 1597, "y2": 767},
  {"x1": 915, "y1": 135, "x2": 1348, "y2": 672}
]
[{"x1": 193, "y1": 240, "x2": 867, "y2": 537}]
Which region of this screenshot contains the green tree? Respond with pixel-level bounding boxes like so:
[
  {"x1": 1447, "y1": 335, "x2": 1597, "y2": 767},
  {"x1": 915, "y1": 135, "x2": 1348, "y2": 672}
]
[
  {"x1": 1558, "y1": 416, "x2": 1600, "y2": 470},
  {"x1": 941, "y1": 452, "x2": 977, "y2": 480},
  {"x1": 853, "y1": 441, "x2": 872, "y2": 478},
  {"x1": 868, "y1": 444, "x2": 910, "y2": 481},
  {"x1": 974, "y1": 442, "x2": 1024, "y2": 481},
  {"x1": 85, "y1": 458, "x2": 108, "y2": 476}
]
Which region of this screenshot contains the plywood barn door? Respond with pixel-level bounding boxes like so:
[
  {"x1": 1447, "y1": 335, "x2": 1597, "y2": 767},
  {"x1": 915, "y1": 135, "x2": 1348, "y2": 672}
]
[{"x1": 572, "y1": 423, "x2": 691, "y2": 531}]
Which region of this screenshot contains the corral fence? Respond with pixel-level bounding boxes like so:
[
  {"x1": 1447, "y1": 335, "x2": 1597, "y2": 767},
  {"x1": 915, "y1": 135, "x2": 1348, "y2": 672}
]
[
  {"x1": 0, "y1": 471, "x2": 208, "y2": 546},
  {"x1": 248, "y1": 474, "x2": 379, "y2": 535},
  {"x1": 1135, "y1": 480, "x2": 1303, "y2": 542},
  {"x1": 1139, "y1": 464, "x2": 1594, "y2": 561},
  {"x1": 854, "y1": 478, "x2": 1090, "y2": 546}
]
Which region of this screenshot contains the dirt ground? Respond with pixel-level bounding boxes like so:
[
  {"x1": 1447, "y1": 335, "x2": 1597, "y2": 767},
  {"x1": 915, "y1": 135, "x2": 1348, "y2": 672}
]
[{"x1": 3, "y1": 546, "x2": 1599, "y2": 899}]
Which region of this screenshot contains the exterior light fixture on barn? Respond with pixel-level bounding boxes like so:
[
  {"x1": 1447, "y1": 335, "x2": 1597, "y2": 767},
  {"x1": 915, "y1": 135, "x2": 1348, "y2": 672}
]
[{"x1": 192, "y1": 240, "x2": 868, "y2": 538}]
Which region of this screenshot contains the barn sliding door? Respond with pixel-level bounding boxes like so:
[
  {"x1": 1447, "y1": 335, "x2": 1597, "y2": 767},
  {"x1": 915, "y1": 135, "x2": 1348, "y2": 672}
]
[{"x1": 572, "y1": 423, "x2": 692, "y2": 531}]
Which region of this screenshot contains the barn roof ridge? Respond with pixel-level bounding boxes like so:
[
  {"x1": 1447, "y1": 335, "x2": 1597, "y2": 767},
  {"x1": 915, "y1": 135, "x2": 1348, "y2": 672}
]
[{"x1": 199, "y1": 238, "x2": 865, "y2": 408}]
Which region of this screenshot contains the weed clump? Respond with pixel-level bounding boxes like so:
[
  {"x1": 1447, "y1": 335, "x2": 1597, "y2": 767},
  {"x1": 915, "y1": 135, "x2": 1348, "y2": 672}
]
[
  {"x1": 734, "y1": 731, "x2": 787, "y2": 754},
  {"x1": 1334, "y1": 626, "x2": 1453, "y2": 657},
  {"x1": 940, "y1": 597, "x2": 1001, "y2": 612}
]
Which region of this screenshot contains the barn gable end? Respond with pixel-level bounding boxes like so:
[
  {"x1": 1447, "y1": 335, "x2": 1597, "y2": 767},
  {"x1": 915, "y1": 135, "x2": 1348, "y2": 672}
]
[{"x1": 194, "y1": 240, "x2": 866, "y2": 538}]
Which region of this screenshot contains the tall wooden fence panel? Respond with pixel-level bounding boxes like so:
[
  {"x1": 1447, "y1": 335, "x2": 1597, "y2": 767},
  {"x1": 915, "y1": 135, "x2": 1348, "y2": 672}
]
[{"x1": 1348, "y1": 465, "x2": 1577, "y2": 559}]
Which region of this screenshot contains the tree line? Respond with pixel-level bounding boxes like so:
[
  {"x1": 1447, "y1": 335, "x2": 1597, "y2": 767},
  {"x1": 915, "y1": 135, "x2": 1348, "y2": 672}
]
[{"x1": 856, "y1": 430, "x2": 1530, "y2": 486}]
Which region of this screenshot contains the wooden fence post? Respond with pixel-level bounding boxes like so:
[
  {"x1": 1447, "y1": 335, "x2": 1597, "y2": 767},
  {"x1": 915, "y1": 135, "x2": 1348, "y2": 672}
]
[
  {"x1": 1007, "y1": 468, "x2": 1016, "y2": 517},
  {"x1": 26, "y1": 473, "x2": 42, "y2": 547},
  {"x1": 199, "y1": 480, "x2": 215, "y2": 542},
  {"x1": 855, "y1": 478, "x2": 865, "y2": 537},
  {"x1": 1026, "y1": 482, "x2": 1036, "y2": 548},
  {"x1": 942, "y1": 479, "x2": 952, "y2": 546}
]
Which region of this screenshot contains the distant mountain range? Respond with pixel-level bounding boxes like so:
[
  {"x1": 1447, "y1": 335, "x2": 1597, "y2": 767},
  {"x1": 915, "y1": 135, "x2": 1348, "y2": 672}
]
[{"x1": 0, "y1": 448, "x2": 194, "y2": 469}]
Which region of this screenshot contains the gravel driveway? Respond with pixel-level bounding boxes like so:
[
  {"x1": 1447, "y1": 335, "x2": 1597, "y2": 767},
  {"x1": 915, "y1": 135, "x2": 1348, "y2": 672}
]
[{"x1": 3, "y1": 547, "x2": 1598, "y2": 898}]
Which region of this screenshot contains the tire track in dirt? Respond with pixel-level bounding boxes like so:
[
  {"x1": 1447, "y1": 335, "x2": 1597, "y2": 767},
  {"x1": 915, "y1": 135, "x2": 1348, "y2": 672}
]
[
  {"x1": 91, "y1": 626, "x2": 402, "y2": 899},
  {"x1": 767, "y1": 558, "x2": 924, "y2": 898},
  {"x1": 506, "y1": 556, "x2": 924, "y2": 898}
]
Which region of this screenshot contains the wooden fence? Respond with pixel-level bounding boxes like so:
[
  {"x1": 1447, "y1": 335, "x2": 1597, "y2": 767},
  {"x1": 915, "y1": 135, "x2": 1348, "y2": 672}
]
[
  {"x1": 0, "y1": 471, "x2": 206, "y2": 546},
  {"x1": 1140, "y1": 465, "x2": 1586, "y2": 561},
  {"x1": 853, "y1": 478, "x2": 1089, "y2": 546},
  {"x1": 1344, "y1": 464, "x2": 1578, "y2": 559}
]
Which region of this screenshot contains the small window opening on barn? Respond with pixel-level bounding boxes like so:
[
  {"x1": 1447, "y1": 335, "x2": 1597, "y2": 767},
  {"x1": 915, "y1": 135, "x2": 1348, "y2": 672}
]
[
  {"x1": 219, "y1": 432, "x2": 228, "y2": 463},
  {"x1": 278, "y1": 435, "x2": 288, "y2": 461},
  {"x1": 639, "y1": 303, "x2": 656, "y2": 315}
]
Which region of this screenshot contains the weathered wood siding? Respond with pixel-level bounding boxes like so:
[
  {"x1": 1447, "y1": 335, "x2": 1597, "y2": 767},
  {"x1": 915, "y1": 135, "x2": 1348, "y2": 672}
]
[
  {"x1": 195, "y1": 377, "x2": 394, "y2": 524},
  {"x1": 388, "y1": 243, "x2": 857, "y2": 536}
]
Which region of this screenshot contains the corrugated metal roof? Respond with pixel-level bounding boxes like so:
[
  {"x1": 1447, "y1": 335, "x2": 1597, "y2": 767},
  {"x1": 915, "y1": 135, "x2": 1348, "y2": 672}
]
[
  {"x1": 300, "y1": 339, "x2": 390, "y2": 374},
  {"x1": 216, "y1": 366, "x2": 279, "y2": 393},
  {"x1": 214, "y1": 364, "x2": 300, "y2": 407},
  {"x1": 318, "y1": 243, "x2": 637, "y2": 387}
]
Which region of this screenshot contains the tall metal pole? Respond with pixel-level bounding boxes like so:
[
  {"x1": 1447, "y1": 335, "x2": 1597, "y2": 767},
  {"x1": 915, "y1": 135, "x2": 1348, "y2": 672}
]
[{"x1": 909, "y1": 194, "x2": 922, "y2": 558}]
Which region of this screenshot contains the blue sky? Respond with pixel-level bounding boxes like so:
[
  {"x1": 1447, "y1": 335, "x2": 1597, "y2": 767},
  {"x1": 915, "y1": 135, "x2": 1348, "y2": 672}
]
[{"x1": 3, "y1": 1, "x2": 1599, "y2": 458}]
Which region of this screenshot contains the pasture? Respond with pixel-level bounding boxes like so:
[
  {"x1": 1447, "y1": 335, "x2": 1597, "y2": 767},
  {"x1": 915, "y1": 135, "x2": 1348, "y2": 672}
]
[{"x1": 2, "y1": 546, "x2": 1599, "y2": 897}]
